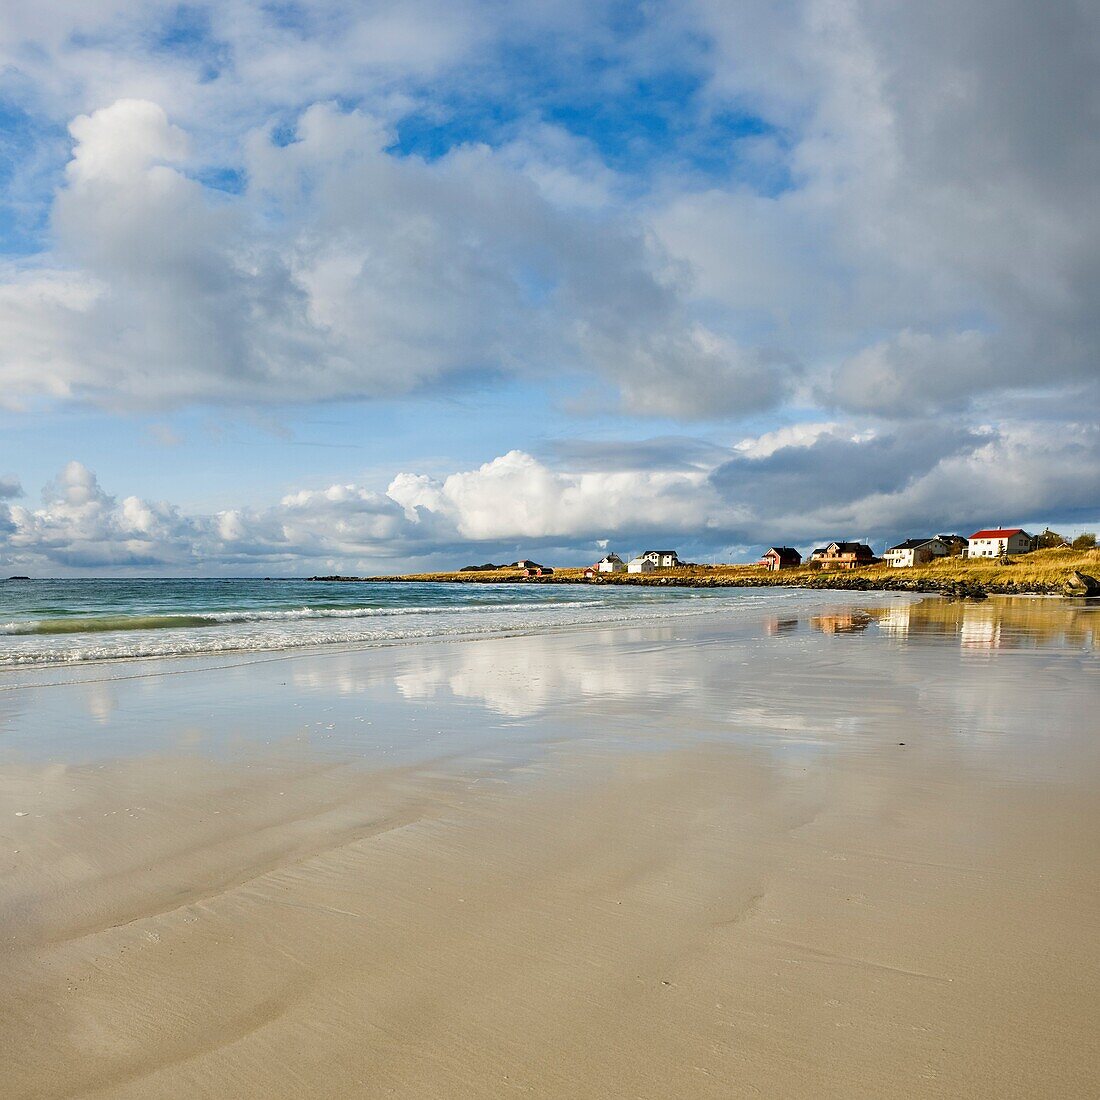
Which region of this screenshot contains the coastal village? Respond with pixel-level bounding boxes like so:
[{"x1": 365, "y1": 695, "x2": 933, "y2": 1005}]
[
  {"x1": 314, "y1": 525, "x2": 1100, "y2": 597},
  {"x1": 408, "y1": 525, "x2": 1099, "y2": 599},
  {"x1": 487, "y1": 527, "x2": 1084, "y2": 578}
]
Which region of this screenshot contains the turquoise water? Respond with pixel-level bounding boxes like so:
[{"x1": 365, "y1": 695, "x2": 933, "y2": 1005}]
[{"x1": 0, "y1": 578, "x2": 788, "y2": 667}]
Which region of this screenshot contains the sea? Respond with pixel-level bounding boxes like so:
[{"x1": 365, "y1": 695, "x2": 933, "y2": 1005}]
[{"x1": 0, "y1": 577, "x2": 793, "y2": 668}]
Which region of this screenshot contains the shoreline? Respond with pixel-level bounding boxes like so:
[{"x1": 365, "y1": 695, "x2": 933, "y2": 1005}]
[{"x1": 1, "y1": 586, "x2": 840, "y2": 682}]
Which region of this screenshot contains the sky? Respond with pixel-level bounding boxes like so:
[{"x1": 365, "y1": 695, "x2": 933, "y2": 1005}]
[{"x1": 1, "y1": 0, "x2": 1098, "y2": 576}]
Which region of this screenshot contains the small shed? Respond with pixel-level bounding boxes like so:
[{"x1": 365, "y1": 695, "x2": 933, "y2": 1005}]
[
  {"x1": 596, "y1": 553, "x2": 626, "y2": 574},
  {"x1": 627, "y1": 556, "x2": 656, "y2": 574}
]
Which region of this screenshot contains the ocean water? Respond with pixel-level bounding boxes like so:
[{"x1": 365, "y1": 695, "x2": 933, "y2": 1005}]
[{"x1": 0, "y1": 577, "x2": 791, "y2": 668}]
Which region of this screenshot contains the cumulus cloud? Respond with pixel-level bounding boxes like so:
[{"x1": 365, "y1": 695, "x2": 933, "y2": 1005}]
[
  {"x1": 0, "y1": 96, "x2": 782, "y2": 417},
  {"x1": 8, "y1": 461, "x2": 202, "y2": 568},
  {"x1": 387, "y1": 450, "x2": 717, "y2": 541},
  {"x1": 3, "y1": 1, "x2": 1094, "y2": 424},
  {"x1": 1, "y1": 0, "x2": 1098, "y2": 564},
  {"x1": 4, "y1": 427, "x2": 1098, "y2": 575}
]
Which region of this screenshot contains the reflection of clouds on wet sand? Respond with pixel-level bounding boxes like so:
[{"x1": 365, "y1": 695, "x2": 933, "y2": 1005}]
[
  {"x1": 378, "y1": 604, "x2": 1096, "y2": 766},
  {"x1": 3, "y1": 594, "x2": 1093, "y2": 778},
  {"x1": 80, "y1": 681, "x2": 118, "y2": 725},
  {"x1": 393, "y1": 628, "x2": 694, "y2": 718}
]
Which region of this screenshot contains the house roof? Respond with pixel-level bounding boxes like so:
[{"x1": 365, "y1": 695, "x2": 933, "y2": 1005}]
[
  {"x1": 825, "y1": 541, "x2": 873, "y2": 553},
  {"x1": 969, "y1": 528, "x2": 1025, "y2": 539},
  {"x1": 597, "y1": 553, "x2": 623, "y2": 562},
  {"x1": 766, "y1": 546, "x2": 801, "y2": 558},
  {"x1": 642, "y1": 550, "x2": 677, "y2": 556},
  {"x1": 888, "y1": 537, "x2": 939, "y2": 551}
]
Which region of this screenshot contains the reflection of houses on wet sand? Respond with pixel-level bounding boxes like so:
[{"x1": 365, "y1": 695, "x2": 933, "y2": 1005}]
[
  {"x1": 875, "y1": 604, "x2": 913, "y2": 637},
  {"x1": 871, "y1": 601, "x2": 1008, "y2": 649},
  {"x1": 810, "y1": 610, "x2": 873, "y2": 634},
  {"x1": 960, "y1": 615, "x2": 1001, "y2": 651},
  {"x1": 763, "y1": 616, "x2": 799, "y2": 636},
  {"x1": 869, "y1": 598, "x2": 1098, "y2": 652}
]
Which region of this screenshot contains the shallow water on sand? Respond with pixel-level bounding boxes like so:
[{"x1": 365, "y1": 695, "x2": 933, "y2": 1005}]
[{"x1": 1, "y1": 577, "x2": 771, "y2": 666}]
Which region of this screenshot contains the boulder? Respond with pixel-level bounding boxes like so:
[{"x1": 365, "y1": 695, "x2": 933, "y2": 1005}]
[{"x1": 1064, "y1": 571, "x2": 1100, "y2": 597}]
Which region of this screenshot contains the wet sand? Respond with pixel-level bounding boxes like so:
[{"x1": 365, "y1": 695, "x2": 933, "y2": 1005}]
[{"x1": 1, "y1": 595, "x2": 1098, "y2": 1098}]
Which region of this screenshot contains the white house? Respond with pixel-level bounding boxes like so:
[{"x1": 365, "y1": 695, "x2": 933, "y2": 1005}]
[
  {"x1": 595, "y1": 553, "x2": 626, "y2": 574},
  {"x1": 638, "y1": 550, "x2": 680, "y2": 569},
  {"x1": 627, "y1": 556, "x2": 656, "y2": 574},
  {"x1": 967, "y1": 528, "x2": 1034, "y2": 558},
  {"x1": 884, "y1": 537, "x2": 949, "y2": 568}
]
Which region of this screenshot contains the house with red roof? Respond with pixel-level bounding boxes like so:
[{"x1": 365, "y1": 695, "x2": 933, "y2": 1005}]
[{"x1": 967, "y1": 528, "x2": 1034, "y2": 558}]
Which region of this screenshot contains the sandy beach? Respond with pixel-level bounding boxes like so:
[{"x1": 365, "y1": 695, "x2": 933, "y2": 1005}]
[{"x1": 2, "y1": 594, "x2": 1098, "y2": 1098}]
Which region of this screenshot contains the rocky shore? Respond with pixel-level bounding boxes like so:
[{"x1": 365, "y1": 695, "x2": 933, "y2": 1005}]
[{"x1": 309, "y1": 565, "x2": 1100, "y2": 600}]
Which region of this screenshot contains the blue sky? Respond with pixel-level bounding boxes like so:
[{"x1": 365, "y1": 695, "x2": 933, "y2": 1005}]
[{"x1": 0, "y1": 1, "x2": 1097, "y2": 575}]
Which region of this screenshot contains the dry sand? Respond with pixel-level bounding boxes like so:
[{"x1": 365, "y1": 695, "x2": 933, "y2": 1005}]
[{"x1": 1, "y1": 596, "x2": 1097, "y2": 1098}]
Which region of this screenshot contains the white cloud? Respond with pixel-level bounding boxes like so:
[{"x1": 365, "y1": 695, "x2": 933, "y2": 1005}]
[
  {"x1": 389, "y1": 450, "x2": 717, "y2": 541},
  {"x1": 734, "y1": 422, "x2": 854, "y2": 459},
  {"x1": 0, "y1": 96, "x2": 785, "y2": 418},
  {"x1": 4, "y1": 426, "x2": 1098, "y2": 574},
  {"x1": 5, "y1": 2, "x2": 1093, "y2": 424}
]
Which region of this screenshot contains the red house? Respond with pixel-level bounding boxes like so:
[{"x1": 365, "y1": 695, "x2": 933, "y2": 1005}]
[{"x1": 760, "y1": 547, "x2": 802, "y2": 571}]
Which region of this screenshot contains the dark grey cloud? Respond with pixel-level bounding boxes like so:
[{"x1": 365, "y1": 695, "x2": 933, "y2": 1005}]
[
  {"x1": 710, "y1": 423, "x2": 984, "y2": 514},
  {"x1": 547, "y1": 436, "x2": 731, "y2": 472}
]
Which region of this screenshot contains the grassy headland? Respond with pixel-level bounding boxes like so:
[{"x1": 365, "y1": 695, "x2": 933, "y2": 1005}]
[{"x1": 315, "y1": 546, "x2": 1100, "y2": 598}]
